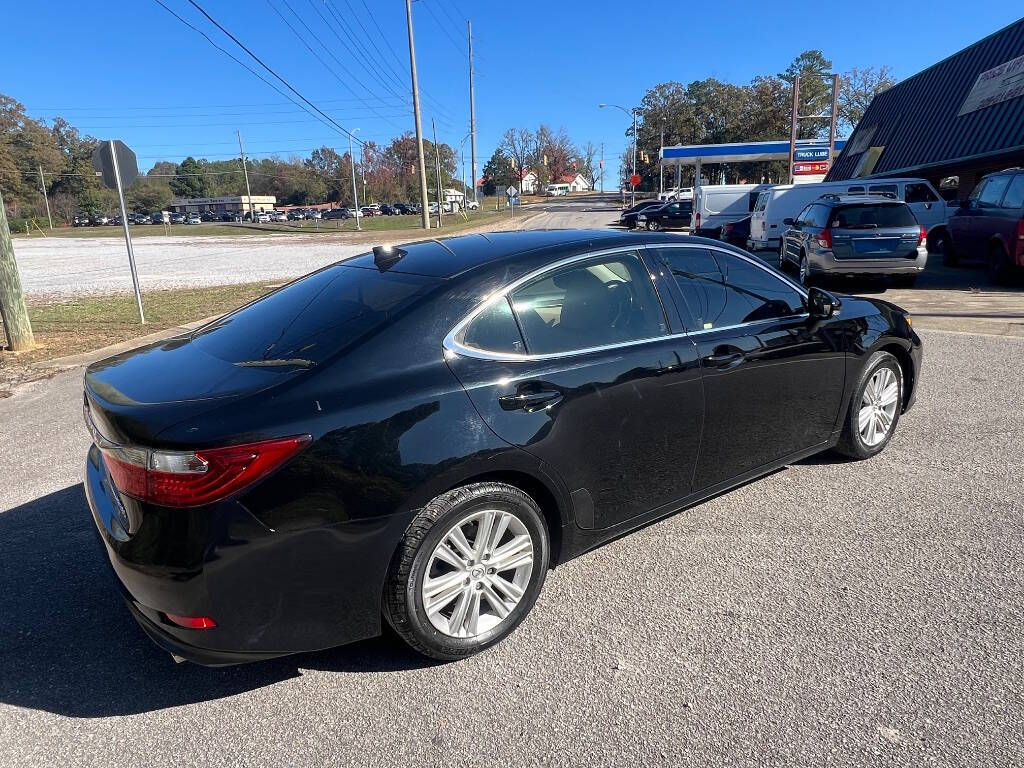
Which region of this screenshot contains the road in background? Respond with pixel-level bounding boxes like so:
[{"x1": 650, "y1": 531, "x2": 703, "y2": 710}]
[{"x1": 1, "y1": 328, "x2": 1021, "y2": 767}]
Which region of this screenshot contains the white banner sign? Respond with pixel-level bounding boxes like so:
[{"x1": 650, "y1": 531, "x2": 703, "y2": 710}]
[{"x1": 958, "y1": 54, "x2": 1024, "y2": 116}]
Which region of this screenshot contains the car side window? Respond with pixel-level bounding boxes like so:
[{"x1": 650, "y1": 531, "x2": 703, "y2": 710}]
[
  {"x1": 458, "y1": 297, "x2": 526, "y2": 354},
  {"x1": 905, "y1": 183, "x2": 939, "y2": 204},
  {"x1": 510, "y1": 252, "x2": 667, "y2": 355},
  {"x1": 712, "y1": 251, "x2": 806, "y2": 325},
  {"x1": 847, "y1": 186, "x2": 865, "y2": 195},
  {"x1": 794, "y1": 204, "x2": 813, "y2": 226},
  {"x1": 655, "y1": 248, "x2": 726, "y2": 331},
  {"x1": 1000, "y1": 175, "x2": 1024, "y2": 210},
  {"x1": 869, "y1": 184, "x2": 898, "y2": 197},
  {"x1": 978, "y1": 175, "x2": 1011, "y2": 208},
  {"x1": 804, "y1": 204, "x2": 829, "y2": 228}
]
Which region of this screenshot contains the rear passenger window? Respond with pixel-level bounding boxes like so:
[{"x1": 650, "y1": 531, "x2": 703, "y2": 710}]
[
  {"x1": 869, "y1": 184, "x2": 898, "y2": 197},
  {"x1": 978, "y1": 175, "x2": 1011, "y2": 208},
  {"x1": 510, "y1": 252, "x2": 667, "y2": 355},
  {"x1": 655, "y1": 248, "x2": 725, "y2": 331},
  {"x1": 1000, "y1": 175, "x2": 1024, "y2": 210},
  {"x1": 905, "y1": 183, "x2": 939, "y2": 204},
  {"x1": 847, "y1": 186, "x2": 865, "y2": 195},
  {"x1": 458, "y1": 297, "x2": 525, "y2": 354},
  {"x1": 656, "y1": 248, "x2": 804, "y2": 331},
  {"x1": 803, "y1": 204, "x2": 830, "y2": 228}
]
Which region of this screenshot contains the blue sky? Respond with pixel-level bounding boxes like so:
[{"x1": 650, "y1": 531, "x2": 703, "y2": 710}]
[{"x1": 5, "y1": 1, "x2": 1020, "y2": 176}]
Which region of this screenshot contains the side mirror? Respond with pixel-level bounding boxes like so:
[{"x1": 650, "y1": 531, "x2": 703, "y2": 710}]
[
  {"x1": 807, "y1": 286, "x2": 840, "y2": 319},
  {"x1": 783, "y1": 217, "x2": 795, "y2": 226}
]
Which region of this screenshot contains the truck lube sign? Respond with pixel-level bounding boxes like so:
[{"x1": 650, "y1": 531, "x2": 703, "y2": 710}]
[
  {"x1": 958, "y1": 53, "x2": 1024, "y2": 116},
  {"x1": 793, "y1": 146, "x2": 831, "y2": 162}
]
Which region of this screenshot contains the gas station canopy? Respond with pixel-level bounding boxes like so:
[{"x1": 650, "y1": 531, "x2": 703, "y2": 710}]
[{"x1": 660, "y1": 138, "x2": 848, "y2": 166}]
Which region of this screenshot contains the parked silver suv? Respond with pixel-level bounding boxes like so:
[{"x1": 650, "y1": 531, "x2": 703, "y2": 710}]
[{"x1": 780, "y1": 194, "x2": 927, "y2": 287}]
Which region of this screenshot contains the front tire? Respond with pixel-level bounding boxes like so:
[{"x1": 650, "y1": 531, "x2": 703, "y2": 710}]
[
  {"x1": 384, "y1": 482, "x2": 550, "y2": 660},
  {"x1": 798, "y1": 252, "x2": 810, "y2": 286},
  {"x1": 646, "y1": 220, "x2": 661, "y2": 231},
  {"x1": 835, "y1": 351, "x2": 903, "y2": 459}
]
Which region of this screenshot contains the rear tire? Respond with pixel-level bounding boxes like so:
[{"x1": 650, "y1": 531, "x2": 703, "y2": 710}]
[
  {"x1": 798, "y1": 252, "x2": 810, "y2": 286},
  {"x1": 834, "y1": 351, "x2": 903, "y2": 460},
  {"x1": 384, "y1": 482, "x2": 550, "y2": 661},
  {"x1": 987, "y1": 242, "x2": 1014, "y2": 285}
]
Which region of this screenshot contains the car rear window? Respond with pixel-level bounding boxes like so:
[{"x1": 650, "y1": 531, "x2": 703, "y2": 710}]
[
  {"x1": 1000, "y1": 175, "x2": 1024, "y2": 210},
  {"x1": 832, "y1": 203, "x2": 917, "y2": 228},
  {"x1": 190, "y1": 264, "x2": 440, "y2": 366}
]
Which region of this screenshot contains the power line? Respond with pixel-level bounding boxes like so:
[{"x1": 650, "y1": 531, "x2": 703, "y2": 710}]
[
  {"x1": 422, "y1": 1, "x2": 463, "y2": 52},
  {"x1": 182, "y1": 0, "x2": 364, "y2": 145}
]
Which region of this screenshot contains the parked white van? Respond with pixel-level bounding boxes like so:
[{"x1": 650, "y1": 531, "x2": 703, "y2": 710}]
[
  {"x1": 692, "y1": 184, "x2": 770, "y2": 236},
  {"x1": 748, "y1": 178, "x2": 950, "y2": 257},
  {"x1": 657, "y1": 186, "x2": 693, "y2": 202}
]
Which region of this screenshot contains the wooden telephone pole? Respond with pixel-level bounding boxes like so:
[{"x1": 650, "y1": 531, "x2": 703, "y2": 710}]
[{"x1": 0, "y1": 189, "x2": 34, "y2": 351}]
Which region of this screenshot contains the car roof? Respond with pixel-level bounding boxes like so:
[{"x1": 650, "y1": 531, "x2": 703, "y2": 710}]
[
  {"x1": 820, "y1": 195, "x2": 907, "y2": 206},
  {"x1": 340, "y1": 229, "x2": 728, "y2": 280}
]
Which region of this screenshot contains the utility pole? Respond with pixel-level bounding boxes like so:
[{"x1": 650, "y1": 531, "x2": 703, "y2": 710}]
[
  {"x1": 349, "y1": 128, "x2": 361, "y2": 231},
  {"x1": 237, "y1": 130, "x2": 254, "y2": 222},
  {"x1": 659, "y1": 127, "x2": 664, "y2": 195},
  {"x1": 432, "y1": 118, "x2": 443, "y2": 230},
  {"x1": 468, "y1": 20, "x2": 478, "y2": 204},
  {"x1": 600, "y1": 143, "x2": 604, "y2": 193},
  {"x1": 406, "y1": 0, "x2": 430, "y2": 229},
  {"x1": 787, "y1": 75, "x2": 801, "y2": 184},
  {"x1": 828, "y1": 73, "x2": 841, "y2": 165},
  {"x1": 0, "y1": 189, "x2": 35, "y2": 351},
  {"x1": 38, "y1": 166, "x2": 52, "y2": 230}
]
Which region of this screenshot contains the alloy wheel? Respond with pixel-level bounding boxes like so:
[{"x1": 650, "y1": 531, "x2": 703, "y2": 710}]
[
  {"x1": 422, "y1": 508, "x2": 534, "y2": 638},
  {"x1": 647, "y1": 220, "x2": 660, "y2": 231},
  {"x1": 799, "y1": 254, "x2": 809, "y2": 285},
  {"x1": 858, "y1": 367, "x2": 899, "y2": 447}
]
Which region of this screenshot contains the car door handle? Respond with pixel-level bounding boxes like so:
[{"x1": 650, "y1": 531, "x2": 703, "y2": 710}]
[
  {"x1": 704, "y1": 350, "x2": 744, "y2": 368},
  {"x1": 498, "y1": 389, "x2": 563, "y2": 412}
]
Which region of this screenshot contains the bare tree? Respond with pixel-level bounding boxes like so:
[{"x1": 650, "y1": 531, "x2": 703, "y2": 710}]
[
  {"x1": 580, "y1": 141, "x2": 599, "y2": 190},
  {"x1": 839, "y1": 66, "x2": 897, "y2": 133},
  {"x1": 500, "y1": 128, "x2": 534, "y2": 194}
]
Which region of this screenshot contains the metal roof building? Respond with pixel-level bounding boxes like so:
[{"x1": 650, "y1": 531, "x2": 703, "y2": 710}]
[{"x1": 826, "y1": 18, "x2": 1024, "y2": 198}]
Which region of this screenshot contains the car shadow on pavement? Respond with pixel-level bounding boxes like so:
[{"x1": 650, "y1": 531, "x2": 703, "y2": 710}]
[{"x1": 0, "y1": 485, "x2": 433, "y2": 718}]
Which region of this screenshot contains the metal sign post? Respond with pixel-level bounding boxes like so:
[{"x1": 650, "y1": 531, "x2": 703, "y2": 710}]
[
  {"x1": 95, "y1": 140, "x2": 144, "y2": 323},
  {"x1": 506, "y1": 185, "x2": 517, "y2": 220}
]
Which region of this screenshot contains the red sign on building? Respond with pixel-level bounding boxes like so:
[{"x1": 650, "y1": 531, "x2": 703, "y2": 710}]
[{"x1": 793, "y1": 161, "x2": 830, "y2": 176}]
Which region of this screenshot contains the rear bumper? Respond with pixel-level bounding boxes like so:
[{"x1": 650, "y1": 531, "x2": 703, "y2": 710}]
[
  {"x1": 747, "y1": 236, "x2": 780, "y2": 252},
  {"x1": 811, "y1": 245, "x2": 928, "y2": 276},
  {"x1": 84, "y1": 444, "x2": 412, "y2": 665}
]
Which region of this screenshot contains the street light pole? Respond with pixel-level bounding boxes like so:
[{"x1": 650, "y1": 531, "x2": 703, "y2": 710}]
[
  {"x1": 600, "y1": 103, "x2": 639, "y2": 206},
  {"x1": 405, "y1": 0, "x2": 431, "y2": 229},
  {"x1": 349, "y1": 127, "x2": 361, "y2": 231}
]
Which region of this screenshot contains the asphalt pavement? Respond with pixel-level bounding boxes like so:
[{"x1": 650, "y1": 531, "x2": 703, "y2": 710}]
[{"x1": 1, "y1": 327, "x2": 1022, "y2": 767}]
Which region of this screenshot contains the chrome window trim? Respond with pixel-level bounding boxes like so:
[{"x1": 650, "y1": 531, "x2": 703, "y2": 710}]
[{"x1": 442, "y1": 241, "x2": 811, "y2": 363}]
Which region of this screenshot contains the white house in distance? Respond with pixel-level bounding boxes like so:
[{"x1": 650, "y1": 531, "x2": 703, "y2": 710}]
[
  {"x1": 560, "y1": 172, "x2": 591, "y2": 192},
  {"x1": 519, "y1": 169, "x2": 539, "y2": 194}
]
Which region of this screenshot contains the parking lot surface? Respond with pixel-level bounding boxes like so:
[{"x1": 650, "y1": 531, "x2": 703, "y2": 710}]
[{"x1": 1, "y1": 327, "x2": 1021, "y2": 767}]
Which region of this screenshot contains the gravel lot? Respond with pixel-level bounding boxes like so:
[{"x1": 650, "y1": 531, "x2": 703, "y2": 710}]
[{"x1": 1, "y1": 328, "x2": 1021, "y2": 767}]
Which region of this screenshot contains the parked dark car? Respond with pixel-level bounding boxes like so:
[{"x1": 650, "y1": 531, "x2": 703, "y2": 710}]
[
  {"x1": 636, "y1": 200, "x2": 694, "y2": 231},
  {"x1": 169, "y1": 212, "x2": 187, "y2": 225},
  {"x1": 73, "y1": 214, "x2": 91, "y2": 227},
  {"x1": 946, "y1": 167, "x2": 1024, "y2": 283},
  {"x1": 379, "y1": 204, "x2": 396, "y2": 216},
  {"x1": 322, "y1": 208, "x2": 346, "y2": 220},
  {"x1": 720, "y1": 215, "x2": 752, "y2": 250},
  {"x1": 287, "y1": 210, "x2": 306, "y2": 221},
  {"x1": 780, "y1": 195, "x2": 927, "y2": 286},
  {"x1": 90, "y1": 214, "x2": 109, "y2": 226},
  {"x1": 84, "y1": 230, "x2": 921, "y2": 665},
  {"x1": 220, "y1": 212, "x2": 237, "y2": 222},
  {"x1": 393, "y1": 203, "x2": 412, "y2": 215},
  {"x1": 200, "y1": 211, "x2": 218, "y2": 222},
  {"x1": 617, "y1": 200, "x2": 664, "y2": 229}
]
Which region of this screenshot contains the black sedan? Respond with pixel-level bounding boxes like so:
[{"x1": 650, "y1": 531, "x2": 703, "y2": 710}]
[
  {"x1": 83, "y1": 230, "x2": 922, "y2": 665},
  {"x1": 617, "y1": 200, "x2": 664, "y2": 229},
  {"x1": 721, "y1": 215, "x2": 752, "y2": 249},
  {"x1": 636, "y1": 200, "x2": 693, "y2": 231}
]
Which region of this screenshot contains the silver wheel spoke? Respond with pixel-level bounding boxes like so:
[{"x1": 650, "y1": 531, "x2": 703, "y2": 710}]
[
  {"x1": 490, "y1": 574, "x2": 524, "y2": 601},
  {"x1": 464, "y1": 591, "x2": 483, "y2": 636},
  {"x1": 481, "y1": 582, "x2": 512, "y2": 619},
  {"x1": 486, "y1": 512, "x2": 511, "y2": 556},
  {"x1": 448, "y1": 589, "x2": 472, "y2": 635},
  {"x1": 474, "y1": 510, "x2": 496, "y2": 559},
  {"x1": 490, "y1": 535, "x2": 533, "y2": 571},
  {"x1": 878, "y1": 382, "x2": 899, "y2": 408},
  {"x1": 432, "y1": 541, "x2": 465, "y2": 570},
  {"x1": 447, "y1": 526, "x2": 475, "y2": 562},
  {"x1": 424, "y1": 573, "x2": 467, "y2": 614},
  {"x1": 858, "y1": 407, "x2": 872, "y2": 432}
]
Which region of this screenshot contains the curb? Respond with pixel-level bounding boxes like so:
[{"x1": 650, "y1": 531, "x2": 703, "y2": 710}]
[{"x1": 31, "y1": 313, "x2": 224, "y2": 371}]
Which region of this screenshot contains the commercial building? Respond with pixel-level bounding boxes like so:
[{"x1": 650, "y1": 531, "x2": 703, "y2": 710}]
[
  {"x1": 169, "y1": 195, "x2": 276, "y2": 214},
  {"x1": 826, "y1": 18, "x2": 1024, "y2": 199}
]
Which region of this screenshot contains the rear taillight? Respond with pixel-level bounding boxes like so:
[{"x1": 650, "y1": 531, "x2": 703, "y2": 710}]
[
  {"x1": 165, "y1": 613, "x2": 217, "y2": 630},
  {"x1": 695, "y1": 211, "x2": 701, "y2": 229},
  {"x1": 816, "y1": 228, "x2": 833, "y2": 249},
  {"x1": 919, "y1": 226, "x2": 927, "y2": 246},
  {"x1": 1016, "y1": 219, "x2": 1024, "y2": 261},
  {"x1": 100, "y1": 435, "x2": 310, "y2": 507}
]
